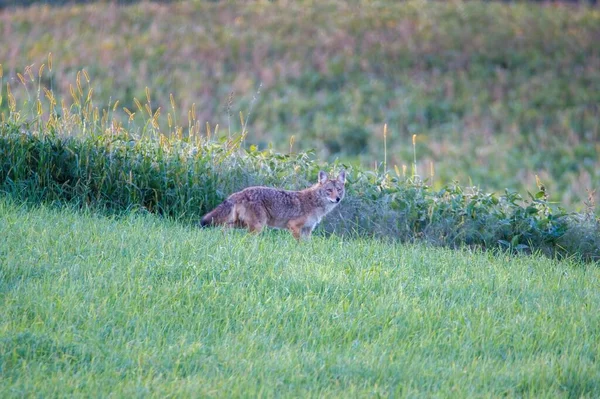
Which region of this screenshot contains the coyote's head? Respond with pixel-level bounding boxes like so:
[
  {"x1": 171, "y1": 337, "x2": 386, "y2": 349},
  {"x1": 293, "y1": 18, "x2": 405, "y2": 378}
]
[{"x1": 318, "y1": 170, "x2": 346, "y2": 204}]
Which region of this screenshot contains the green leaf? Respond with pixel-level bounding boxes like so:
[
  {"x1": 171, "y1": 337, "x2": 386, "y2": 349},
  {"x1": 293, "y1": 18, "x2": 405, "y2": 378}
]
[
  {"x1": 511, "y1": 235, "x2": 520, "y2": 247},
  {"x1": 526, "y1": 206, "x2": 538, "y2": 214}
]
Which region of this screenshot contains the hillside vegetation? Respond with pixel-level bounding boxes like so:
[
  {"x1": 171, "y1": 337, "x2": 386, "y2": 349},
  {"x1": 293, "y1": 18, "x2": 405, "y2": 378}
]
[
  {"x1": 0, "y1": 0, "x2": 598, "y2": 208},
  {"x1": 1, "y1": 199, "x2": 599, "y2": 397}
]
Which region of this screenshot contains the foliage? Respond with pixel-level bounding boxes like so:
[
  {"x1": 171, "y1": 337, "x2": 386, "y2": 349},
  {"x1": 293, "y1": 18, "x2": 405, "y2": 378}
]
[{"x1": 0, "y1": 1, "x2": 598, "y2": 207}]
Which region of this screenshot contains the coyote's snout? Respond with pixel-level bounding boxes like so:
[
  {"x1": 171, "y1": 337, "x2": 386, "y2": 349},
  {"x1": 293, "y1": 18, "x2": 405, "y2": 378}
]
[{"x1": 201, "y1": 170, "x2": 346, "y2": 240}]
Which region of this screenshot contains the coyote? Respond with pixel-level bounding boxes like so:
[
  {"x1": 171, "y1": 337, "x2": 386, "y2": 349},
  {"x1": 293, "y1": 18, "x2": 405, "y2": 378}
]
[{"x1": 200, "y1": 170, "x2": 346, "y2": 240}]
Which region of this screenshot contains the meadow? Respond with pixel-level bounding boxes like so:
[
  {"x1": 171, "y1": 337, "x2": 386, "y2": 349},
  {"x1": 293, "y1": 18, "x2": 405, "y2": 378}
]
[
  {"x1": 1, "y1": 1, "x2": 599, "y2": 395},
  {"x1": 0, "y1": 0, "x2": 598, "y2": 208},
  {"x1": 1, "y1": 199, "x2": 599, "y2": 397}
]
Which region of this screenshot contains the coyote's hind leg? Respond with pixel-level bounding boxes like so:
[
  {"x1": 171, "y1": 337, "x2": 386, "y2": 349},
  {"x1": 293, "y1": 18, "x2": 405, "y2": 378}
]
[{"x1": 243, "y1": 204, "x2": 267, "y2": 235}]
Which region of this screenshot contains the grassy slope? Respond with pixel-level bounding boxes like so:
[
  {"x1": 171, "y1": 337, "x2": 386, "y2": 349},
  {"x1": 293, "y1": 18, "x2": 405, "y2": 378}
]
[{"x1": 1, "y1": 200, "x2": 599, "y2": 397}]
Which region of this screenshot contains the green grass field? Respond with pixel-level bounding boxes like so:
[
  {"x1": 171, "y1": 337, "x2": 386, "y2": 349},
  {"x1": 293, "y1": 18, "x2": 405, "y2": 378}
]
[
  {"x1": 1, "y1": 199, "x2": 599, "y2": 397},
  {"x1": 1, "y1": 2, "x2": 599, "y2": 396}
]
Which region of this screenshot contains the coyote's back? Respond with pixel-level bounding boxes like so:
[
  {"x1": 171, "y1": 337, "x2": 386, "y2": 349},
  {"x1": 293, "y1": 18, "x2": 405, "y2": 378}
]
[{"x1": 201, "y1": 170, "x2": 346, "y2": 240}]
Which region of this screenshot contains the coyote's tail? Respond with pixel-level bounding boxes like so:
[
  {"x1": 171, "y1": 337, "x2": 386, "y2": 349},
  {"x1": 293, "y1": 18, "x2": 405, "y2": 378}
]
[{"x1": 200, "y1": 200, "x2": 234, "y2": 227}]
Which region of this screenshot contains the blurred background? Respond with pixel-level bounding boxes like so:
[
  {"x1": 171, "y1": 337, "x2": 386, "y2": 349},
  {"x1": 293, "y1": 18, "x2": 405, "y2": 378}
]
[{"x1": 1, "y1": 0, "x2": 598, "y2": 211}]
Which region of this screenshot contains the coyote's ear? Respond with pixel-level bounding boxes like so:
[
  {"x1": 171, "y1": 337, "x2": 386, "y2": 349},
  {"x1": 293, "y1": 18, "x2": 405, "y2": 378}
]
[
  {"x1": 338, "y1": 169, "x2": 346, "y2": 184},
  {"x1": 318, "y1": 170, "x2": 328, "y2": 184}
]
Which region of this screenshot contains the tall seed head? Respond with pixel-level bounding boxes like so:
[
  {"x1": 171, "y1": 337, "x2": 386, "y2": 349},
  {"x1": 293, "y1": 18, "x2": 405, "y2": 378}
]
[
  {"x1": 25, "y1": 65, "x2": 34, "y2": 81},
  {"x1": 383, "y1": 123, "x2": 388, "y2": 172},
  {"x1": 412, "y1": 134, "x2": 418, "y2": 177},
  {"x1": 151, "y1": 108, "x2": 160, "y2": 129},
  {"x1": 76, "y1": 71, "x2": 83, "y2": 96},
  {"x1": 134, "y1": 98, "x2": 143, "y2": 114},
  {"x1": 7, "y1": 83, "x2": 16, "y2": 111},
  {"x1": 123, "y1": 107, "x2": 135, "y2": 121}
]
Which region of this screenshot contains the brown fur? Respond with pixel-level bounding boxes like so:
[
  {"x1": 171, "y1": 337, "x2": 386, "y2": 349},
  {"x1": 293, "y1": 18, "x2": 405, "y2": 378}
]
[{"x1": 201, "y1": 170, "x2": 346, "y2": 240}]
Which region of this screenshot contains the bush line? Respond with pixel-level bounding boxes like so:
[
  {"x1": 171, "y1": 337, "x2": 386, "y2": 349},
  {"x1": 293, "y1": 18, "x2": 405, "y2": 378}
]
[{"x1": 1, "y1": 123, "x2": 598, "y2": 262}]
